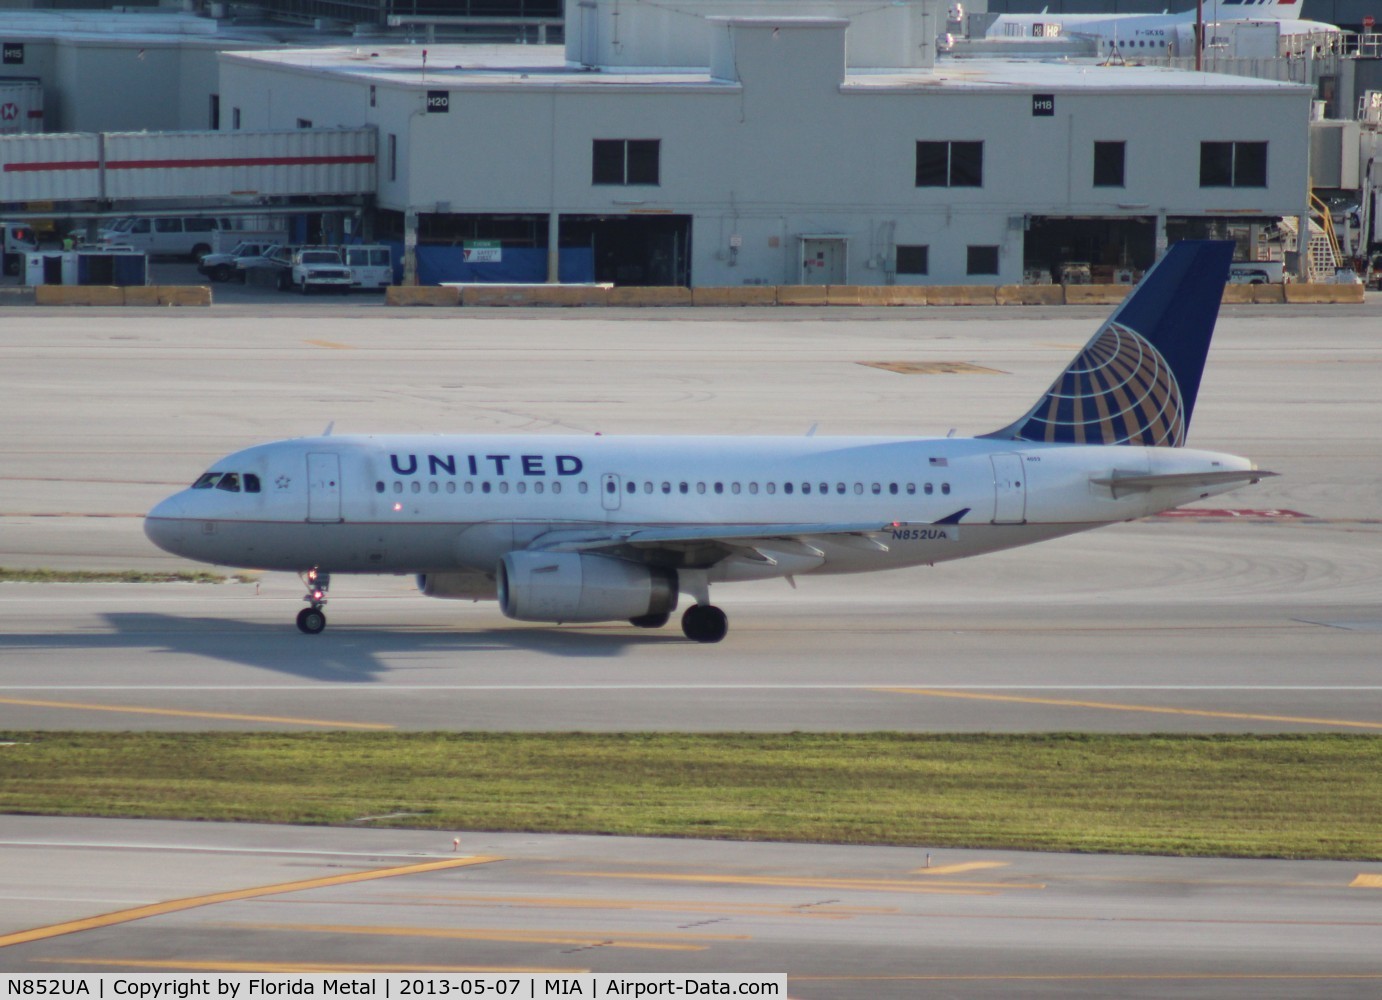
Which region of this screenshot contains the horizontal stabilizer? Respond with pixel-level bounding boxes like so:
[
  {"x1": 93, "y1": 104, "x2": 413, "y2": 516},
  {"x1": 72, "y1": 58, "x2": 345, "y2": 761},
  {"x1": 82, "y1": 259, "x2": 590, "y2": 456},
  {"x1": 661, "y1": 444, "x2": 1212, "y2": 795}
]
[{"x1": 1091, "y1": 469, "x2": 1276, "y2": 499}]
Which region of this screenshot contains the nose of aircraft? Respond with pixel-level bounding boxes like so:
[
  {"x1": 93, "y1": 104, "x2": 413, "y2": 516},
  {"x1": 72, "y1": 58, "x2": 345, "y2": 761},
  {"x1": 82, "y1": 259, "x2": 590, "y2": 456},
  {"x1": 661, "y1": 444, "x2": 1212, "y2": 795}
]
[{"x1": 144, "y1": 493, "x2": 188, "y2": 555}]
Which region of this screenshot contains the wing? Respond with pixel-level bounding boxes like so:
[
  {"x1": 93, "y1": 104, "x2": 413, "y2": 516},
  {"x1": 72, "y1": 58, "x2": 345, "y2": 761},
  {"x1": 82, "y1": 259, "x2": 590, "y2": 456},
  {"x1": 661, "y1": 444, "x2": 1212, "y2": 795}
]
[{"x1": 528, "y1": 509, "x2": 971, "y2": 570}]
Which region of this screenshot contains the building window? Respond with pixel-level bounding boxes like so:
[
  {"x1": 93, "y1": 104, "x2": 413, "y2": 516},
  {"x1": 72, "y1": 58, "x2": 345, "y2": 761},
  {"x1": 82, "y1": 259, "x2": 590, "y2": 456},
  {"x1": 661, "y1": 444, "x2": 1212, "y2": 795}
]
[
  {"x1": 369, "y1": 85, "x2": 376, "y2": 108},
  {"x1": 210, "y1": 94, "x2": 220, "y2": 130},
  {"x1": 967, "y1": 245, "x2": 1000, "y2": 276},
  {"x1": 593, "y1": 139, "x2": 661, "y2": 186},
  {"x1": 232, "y1": 107, "x2": 241, "y2": 130},
  {"x1": 896, "y1": 245, "x2": 929, "y2": 275},
  {"x1": 297, "y1": 118, "x2": 312, "y2": 129},
  {"x1": 916, "y1": 141, "x2": 983, "y2": 187},
  {"x1": 1093, "y1": 141, "x2": 1125, "y2": 188},
  {"x1": 1200, "y1": 141, "x2": 1267, "y2": 188},
  {"x1": 388, "y1": 133, "x2": 397, "y2": 182}
]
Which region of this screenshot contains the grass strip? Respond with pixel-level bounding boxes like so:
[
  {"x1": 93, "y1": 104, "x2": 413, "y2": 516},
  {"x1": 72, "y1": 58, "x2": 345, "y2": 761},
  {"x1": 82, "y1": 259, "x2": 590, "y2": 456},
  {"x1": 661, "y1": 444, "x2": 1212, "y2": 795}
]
[
  {"x1": 0, "y1": 567, "x2": 248, "y2": 584},
  {"x1": 0, "y1": 732, "x2": 1378, "y2": 860}
]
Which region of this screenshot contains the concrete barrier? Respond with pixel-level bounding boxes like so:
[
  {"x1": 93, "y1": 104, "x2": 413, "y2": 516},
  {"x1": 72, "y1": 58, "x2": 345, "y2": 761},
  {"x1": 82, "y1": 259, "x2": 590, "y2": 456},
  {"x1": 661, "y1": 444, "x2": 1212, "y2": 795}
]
[
  {"x1": 776, "y1": 285, "x2": 831, "y2": 306},
  {"x1": 386, "y1": 285, "x2": 460, "y2": 307},
  {"x1": 462, "y1": 285, "x2": 609, "y2": 306},
  {"x1": 691, "y1": 286, "x2": 778, "y2": 306},
  {"x1": 881, "y1": 286, "x2": 930, "y2": 305},
  {"x1": 157, "y1": 285, "x2": 211, "y2": 306},
  {"x1": 1063, "y1": 284, "x2": 1131, "y2": 306},
  {"x1": 997, "y1": 284, "x2": 1063, "y2": 306},
  {"x1": 122, "y1": 286, "x2": 163, "y2": 306},
  {"x1": 1284, "y1": 282, "x2": 1365, "y2": 304},
  {"x1": 1252, "y1": 283, "x2": 1287, "y2": 304},
  {"x1": 34, "y1": 285, "x2": 124, "y2": 306},
  {"x1": 607, "y1": 286, "x2": 693, "y2": 307},
  {"x1": 926, "y1": 285, "x2": 998, "y2": 306}
]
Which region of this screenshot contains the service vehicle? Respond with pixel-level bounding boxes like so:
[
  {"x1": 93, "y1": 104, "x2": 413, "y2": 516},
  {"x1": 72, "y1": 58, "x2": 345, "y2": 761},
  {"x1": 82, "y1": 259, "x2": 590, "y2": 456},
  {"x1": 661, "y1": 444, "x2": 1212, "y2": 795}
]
[
  {"x1": 291, "y1": 248, "x2": 353, "y2": 294},
  {"x1": 339, "y1": 244, "x2": 394, "y2": 289},
  {"x1": 86, "y1": 216, "x2": 236, "y2": 260},
  {"x1": 197, "y1": 241, "x2": 279, "y2": 283},
  {"x1": 2, "y1": 221, "x2": 39, "y2": 276},
  {"x1": 235, "y1": 244, "x2": 297, "y2": 289}
]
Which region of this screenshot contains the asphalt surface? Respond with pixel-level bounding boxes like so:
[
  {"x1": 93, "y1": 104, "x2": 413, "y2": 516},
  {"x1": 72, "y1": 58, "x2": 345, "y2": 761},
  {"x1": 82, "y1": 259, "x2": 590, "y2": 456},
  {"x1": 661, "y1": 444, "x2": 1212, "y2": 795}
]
[
  {"x1": 0, "y1": 290, "x2": 1379, "y2": 990},
  {"x1": 2, "y1": 816, "x2": 1380, "y2": 997}
]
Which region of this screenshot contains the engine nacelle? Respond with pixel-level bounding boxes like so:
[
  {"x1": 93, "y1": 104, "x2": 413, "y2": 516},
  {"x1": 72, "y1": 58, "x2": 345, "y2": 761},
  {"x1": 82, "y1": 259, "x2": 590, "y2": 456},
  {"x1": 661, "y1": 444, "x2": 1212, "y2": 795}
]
[
  {"x1": 497, "y1": 551, "x2": 678, "y2": 623},
  {"x1": 417, "y1": 571, "x2": 497, "y2": 601}
]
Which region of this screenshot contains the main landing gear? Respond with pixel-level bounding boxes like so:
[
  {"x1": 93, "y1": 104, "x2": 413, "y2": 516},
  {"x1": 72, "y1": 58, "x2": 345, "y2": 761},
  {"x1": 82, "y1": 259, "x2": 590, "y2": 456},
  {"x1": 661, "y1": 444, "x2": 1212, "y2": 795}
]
[
  {"x1": 296, "y1": 568, "x2": 329, "y2": 634},
  {"x1": 681, "y1": 604, "x2": 728, "y2": 644}
]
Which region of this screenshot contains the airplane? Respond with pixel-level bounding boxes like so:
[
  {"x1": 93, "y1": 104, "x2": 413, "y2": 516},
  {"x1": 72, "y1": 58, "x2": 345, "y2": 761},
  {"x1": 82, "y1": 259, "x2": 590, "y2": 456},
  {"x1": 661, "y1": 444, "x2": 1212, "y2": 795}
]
[
  {"x1": 145, "y1": 240, "x2": 1273, "y2": 643},
  {"x1": 982, "y1": 0, "x2": 1337, "y2": 55}
]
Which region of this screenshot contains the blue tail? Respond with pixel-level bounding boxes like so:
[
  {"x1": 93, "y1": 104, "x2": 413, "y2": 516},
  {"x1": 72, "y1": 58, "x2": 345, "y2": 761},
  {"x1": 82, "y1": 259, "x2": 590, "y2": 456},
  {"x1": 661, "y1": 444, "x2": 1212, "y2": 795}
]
[{"x1": 987, "y1": 240, "x2": 1234, "y2": 447}]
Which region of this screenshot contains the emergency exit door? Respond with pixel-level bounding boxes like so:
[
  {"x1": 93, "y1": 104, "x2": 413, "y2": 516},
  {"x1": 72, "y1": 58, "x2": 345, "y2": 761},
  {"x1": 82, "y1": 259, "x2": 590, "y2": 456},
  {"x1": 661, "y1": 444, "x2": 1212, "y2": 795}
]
[
  {"x1": 307, "y1": 453, "x2": 343, "y2": 523},
  {"x1": 991, "y1": 453, "x2": 1027, "y2": 524}
]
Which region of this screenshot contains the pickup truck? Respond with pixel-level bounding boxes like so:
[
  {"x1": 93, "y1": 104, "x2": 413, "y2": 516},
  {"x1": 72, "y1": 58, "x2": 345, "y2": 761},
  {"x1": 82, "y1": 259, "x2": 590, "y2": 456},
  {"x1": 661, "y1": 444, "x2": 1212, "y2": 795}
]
[
  {"x1": 197, "y1": 241, "x2": 279, "y2": 283},
  {"x1": 291, "y1": 248, "x2": 353, "y2": 294}
]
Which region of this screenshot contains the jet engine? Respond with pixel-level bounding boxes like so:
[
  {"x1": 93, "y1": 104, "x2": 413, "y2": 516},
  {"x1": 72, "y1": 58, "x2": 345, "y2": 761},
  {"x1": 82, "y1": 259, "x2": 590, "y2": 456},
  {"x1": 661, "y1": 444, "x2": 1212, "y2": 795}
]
[{"x1": 497, "y1": 551, "x2": 678, "y2": 623}]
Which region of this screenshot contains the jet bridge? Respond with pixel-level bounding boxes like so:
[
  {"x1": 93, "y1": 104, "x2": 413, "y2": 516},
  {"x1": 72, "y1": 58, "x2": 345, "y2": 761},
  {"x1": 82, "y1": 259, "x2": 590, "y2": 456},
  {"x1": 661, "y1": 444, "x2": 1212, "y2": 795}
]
[{"x1": 0, "y1": 126, "x2": 375, "y2": 204}]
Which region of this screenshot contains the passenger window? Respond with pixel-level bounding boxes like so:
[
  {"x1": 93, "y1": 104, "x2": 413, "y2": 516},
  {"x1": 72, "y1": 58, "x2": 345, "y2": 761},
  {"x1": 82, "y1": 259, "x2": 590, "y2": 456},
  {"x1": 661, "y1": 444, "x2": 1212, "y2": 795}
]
[
  {"x1": 429, "y1": 482, "x2": 439, "y2": 494},
  {"x1": 714, "y1": 482, "x2": 723, "y2": 494},
  {"x1": 836, "y1": 483, "x2": 846, "y2": 495},
  {"x1": 644, "y1": 482, "x2": 653, "y2": 494},
  {"x1": 192, "y1": 472, "x2": 220, "y2": 489},
  {"x1": 482, "y1": 482, "x2": 492, "y2": 494},
  {"x1": 552, "y1": 482, "x2": 562, "y2": 494},
  {"x1": 766, "y1": 483, "x2": 777, "y2": 495},
  {"x1": 131, "y1": 219, "x2": 151, "y2": 234},
  {"x1": 465, "y1": 482, "x2": 474, "y2": 494},
  {"x1": 375, "y1": 481, "x2": 385, "y2": 494},
  {"x1": 731, "y1": 483, "x2": 741, "y2": 494},
  {"x1": 606, "y1": 480, "x2": 617, "y2": 494},
  {"x1": 410, "y1": 481, "x2": 421, "y2": 493},
  {"x1": 446, "y1": 482, "x2": 456, "y2": 494},
  {"x1": 748, "y1": 483, "x2": 759, "y2": 495},
  {"x1": 942, "y1": 483, "x2": 951, "y2": 494},
  {"x1": 819, "y1": 483, "x2": 828, "y2": 495},
  {"x1": 801, "y1": 483, "x2": 811, "y2": 495},
  {"x1": 783, "y1": 483, "x2": 794, "y2": 495},
  {"x1": 907, "y1": 483, "x2": 916, "y2": 495},
  {"x1": 925, "y1": 483, "x2": 934, "y2": 495},
  {"x1": 517, "y1": 482, "x2": 527, "y2": 494},
  {"x1": 854, "y1": 483, "x2": 863, "y2": 495},
  {"x1": 626, "y1": 481, "x2": 636, "y2": 494},
  {"x1": 680, "y1": 482, "x2": 689, "y2": 494},
  {"x1": 697, "y1": 483, "x2": 706, "y2": 494},
  {"x1": 889, "y1": 483, "x2": 898, "y2": 495},
  {"x1": 662, "y1": 482, "x2": 671, "y2": 494},
  {"x1": 393, "y1": 482, "x2": 403, "y2": 493},
  {"x1": 578, "y1": 482, "x2": 589, "y2": 494},
  {"x1": 872, "y1": 483, "x2": 881, "y2": 495},
  {"x1": 215, "y1": 473, "x2": 240, "y2": 492},
  {"x1": 155, "y1": 218, "x2": 183, "y2": 233},
  {"x1": 534, "y1": 482, "x2": 543, "y2": 494},
  {"x1": 499, "y1": 482, "x2": 510, "y2": 494}
]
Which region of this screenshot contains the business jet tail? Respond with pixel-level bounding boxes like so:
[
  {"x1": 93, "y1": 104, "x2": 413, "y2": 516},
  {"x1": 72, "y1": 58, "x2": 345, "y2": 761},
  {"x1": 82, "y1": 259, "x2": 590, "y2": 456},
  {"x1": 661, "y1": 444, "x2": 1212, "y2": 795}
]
[{"x1": 985, "y1": 239, "x2": 1234, "y2": 447}]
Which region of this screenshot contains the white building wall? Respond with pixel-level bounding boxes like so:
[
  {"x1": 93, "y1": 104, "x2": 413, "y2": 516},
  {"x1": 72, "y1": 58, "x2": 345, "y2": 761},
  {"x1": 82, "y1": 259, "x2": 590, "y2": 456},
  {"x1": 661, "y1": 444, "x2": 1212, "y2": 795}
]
[{"x1": 219, "y1": 20, "x2": 1311, "y2": 285}]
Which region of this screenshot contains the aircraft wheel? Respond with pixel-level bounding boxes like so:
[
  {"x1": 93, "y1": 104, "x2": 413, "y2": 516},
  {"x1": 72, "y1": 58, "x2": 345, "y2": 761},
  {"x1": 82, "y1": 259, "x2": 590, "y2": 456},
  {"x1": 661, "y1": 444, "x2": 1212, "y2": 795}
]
[
  {"x1": 296, "y1": 607, "x2": 327, "y2": 634},
  {"x1": 629, "y1": 612, "x2": 670, "y2": 629},
  {"x1": 681, "y1": 604, "x2": 728, "y2": 644}
]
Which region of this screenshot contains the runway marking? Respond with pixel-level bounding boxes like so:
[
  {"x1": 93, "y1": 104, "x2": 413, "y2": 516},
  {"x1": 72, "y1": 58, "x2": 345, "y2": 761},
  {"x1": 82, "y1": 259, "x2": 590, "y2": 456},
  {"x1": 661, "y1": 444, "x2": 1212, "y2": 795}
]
[
  {"x1": 875, "y1": 688, "x2": 1382, "y2": 731},
  {"x1": 8, "y1": 684, "x2": 1382, "y2": 693},
  {"x1": 555, "y1": 872, "x2": 1041, "y2": 895},
  {"x1": 45, "y1": 959, "x2": 587, "y2": 973},
  {"x1": 1351, "y1": 874, "x2": 1382, "y2": 888},
  {"x1": 911, "y1": 861, "x2": 1009, "y2": 876},
  {"x1": 0, "y1": 696, "x2": 395, "y2": 730},
  {"x1": 0, "y1": 856, "x2": 503, "y2": 951},
  {"x1": 374, "y1": 894, "x2": 895, "y2": 919},
  {"x1": 227, "y1": 922, "x2": 742, "y2": 951}
]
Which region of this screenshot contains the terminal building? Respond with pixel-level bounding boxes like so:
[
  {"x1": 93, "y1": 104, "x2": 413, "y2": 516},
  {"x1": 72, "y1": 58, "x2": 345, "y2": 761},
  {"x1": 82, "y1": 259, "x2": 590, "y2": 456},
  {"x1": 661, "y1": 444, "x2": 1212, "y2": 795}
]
[
  {"x1": 215, "y1": 0, "x2": 1312, "y2": 285},
  {"x1": 3, "y1": 0, "x2": 1317, "y2": 286}
]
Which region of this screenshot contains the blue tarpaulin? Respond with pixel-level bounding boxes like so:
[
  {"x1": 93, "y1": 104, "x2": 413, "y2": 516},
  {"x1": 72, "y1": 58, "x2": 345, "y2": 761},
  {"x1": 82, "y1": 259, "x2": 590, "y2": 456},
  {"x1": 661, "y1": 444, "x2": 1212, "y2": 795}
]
[{"x1": 377, "y1": 243, "x2": 595, "y2": 286}]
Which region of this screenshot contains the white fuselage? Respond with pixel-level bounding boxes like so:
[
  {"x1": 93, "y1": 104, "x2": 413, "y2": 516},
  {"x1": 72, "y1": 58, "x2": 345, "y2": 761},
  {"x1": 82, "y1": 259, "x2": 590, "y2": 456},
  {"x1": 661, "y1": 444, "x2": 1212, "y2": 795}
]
[{"x1": 145, "y1": 432, "x2": 1257, "y2": 586}]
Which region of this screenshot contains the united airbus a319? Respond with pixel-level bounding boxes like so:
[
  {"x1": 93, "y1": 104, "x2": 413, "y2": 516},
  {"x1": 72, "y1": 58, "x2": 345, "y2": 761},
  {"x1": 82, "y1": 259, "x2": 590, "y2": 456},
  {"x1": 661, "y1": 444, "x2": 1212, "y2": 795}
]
[{"x1": 145, "y1": 240, "x2": 1272, "y2": 643}]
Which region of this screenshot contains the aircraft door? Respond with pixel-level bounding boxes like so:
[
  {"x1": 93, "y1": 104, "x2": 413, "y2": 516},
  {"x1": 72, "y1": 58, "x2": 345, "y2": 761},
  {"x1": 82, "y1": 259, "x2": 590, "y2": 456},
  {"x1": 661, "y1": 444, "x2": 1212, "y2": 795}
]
[
  {"x1": 991, "y1": 453, "x2": 1027, "y2": 524},
  {"x1": 307, "y1": 452, "x2": 343, "y2": 523},
  {"x1": 601, "y1": 473, "x2": 622, "y2": 511}
]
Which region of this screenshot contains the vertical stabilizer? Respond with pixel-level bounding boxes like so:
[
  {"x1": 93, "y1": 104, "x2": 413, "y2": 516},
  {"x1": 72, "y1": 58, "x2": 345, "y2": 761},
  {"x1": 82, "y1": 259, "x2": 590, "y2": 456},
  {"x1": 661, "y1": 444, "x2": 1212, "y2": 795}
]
[{"x1": 986, "y1": 240, "x2": 1234, "y2": 447}]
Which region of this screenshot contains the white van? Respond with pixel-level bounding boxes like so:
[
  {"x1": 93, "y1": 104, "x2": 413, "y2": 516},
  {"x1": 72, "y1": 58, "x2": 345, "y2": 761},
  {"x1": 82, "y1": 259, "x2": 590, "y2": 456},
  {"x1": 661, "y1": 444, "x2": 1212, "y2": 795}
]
[
  {"x1": 95, "y1": 216, "x2": 236, "y2": 260},
  {"x1": 339, "y1": 244, "x2": 394, "y2": 289}
]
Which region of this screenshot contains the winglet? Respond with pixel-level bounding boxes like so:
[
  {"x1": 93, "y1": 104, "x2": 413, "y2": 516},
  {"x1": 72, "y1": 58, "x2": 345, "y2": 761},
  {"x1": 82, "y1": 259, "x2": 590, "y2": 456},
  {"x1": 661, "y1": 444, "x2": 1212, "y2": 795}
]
[{"x1": 985, "y1": 240, "x2": 1234, "y2": 447}]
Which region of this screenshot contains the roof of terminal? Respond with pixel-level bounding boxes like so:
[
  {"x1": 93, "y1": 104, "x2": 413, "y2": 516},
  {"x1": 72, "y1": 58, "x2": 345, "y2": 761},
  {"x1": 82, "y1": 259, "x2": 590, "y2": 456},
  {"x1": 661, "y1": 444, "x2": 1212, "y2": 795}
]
[{"x1": 226, "y1": 43, "x2": 1309, "y2": 93}]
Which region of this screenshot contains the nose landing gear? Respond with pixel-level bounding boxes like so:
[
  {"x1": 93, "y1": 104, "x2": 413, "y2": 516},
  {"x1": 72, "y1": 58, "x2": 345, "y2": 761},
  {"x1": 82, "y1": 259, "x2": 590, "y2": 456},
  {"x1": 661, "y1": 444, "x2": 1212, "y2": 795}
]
[{"x1": 296, "y1": 568, "x2": 330, "y2": 634}]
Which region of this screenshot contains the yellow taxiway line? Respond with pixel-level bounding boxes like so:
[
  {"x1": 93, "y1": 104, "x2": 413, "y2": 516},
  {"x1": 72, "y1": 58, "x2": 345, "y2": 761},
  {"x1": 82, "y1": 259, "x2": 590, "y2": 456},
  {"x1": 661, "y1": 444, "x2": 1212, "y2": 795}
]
[
  {"x1": 228, "y1": 922, "x2": 745, "y2": 951},
  {"x1": 0, "y1": 856, "x2": 501, "y2": 950},
  {"x1": 556, "y1": 872, "x2": 1041, "y2": 894},
  {"x1": 0, "y1": 696, "x2": 394, "y2": 730},
  {"x1": 875, "y1": 688, "x2": 1382, "y2": 731},
  {"x1": 47, "y1": 959, "x2": 587, "y2": 974},
  {"x1": 1351, "y1": 874, "x2": 1382, "y2": 888}
]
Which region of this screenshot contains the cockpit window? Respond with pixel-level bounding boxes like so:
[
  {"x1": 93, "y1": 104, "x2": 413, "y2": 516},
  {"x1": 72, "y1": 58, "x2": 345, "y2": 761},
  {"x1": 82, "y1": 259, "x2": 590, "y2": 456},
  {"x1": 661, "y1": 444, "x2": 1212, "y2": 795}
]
[
  {"x1": 192, "y1": 472, "x2": 221, "y2": 489},
  {"x1": 215, "y1": 472, "x2": 241, "y2": 493},
  {"x1": 244, "y1": 474, "x2": 261, "y2": 494}
]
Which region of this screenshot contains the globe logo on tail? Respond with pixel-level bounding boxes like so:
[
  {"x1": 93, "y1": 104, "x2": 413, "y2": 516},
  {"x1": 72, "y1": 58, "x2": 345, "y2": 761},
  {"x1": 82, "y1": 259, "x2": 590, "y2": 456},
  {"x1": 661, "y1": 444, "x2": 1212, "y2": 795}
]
[{"x1": 1014, "y1": 321, "x2": 1186, "y2": 446}]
